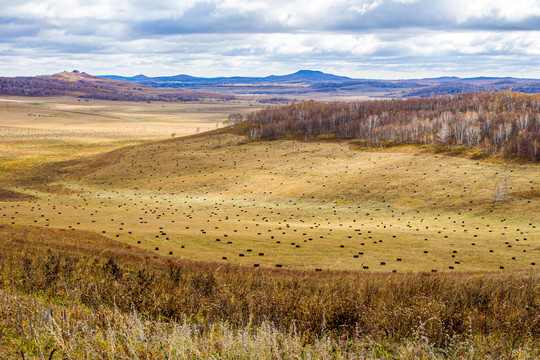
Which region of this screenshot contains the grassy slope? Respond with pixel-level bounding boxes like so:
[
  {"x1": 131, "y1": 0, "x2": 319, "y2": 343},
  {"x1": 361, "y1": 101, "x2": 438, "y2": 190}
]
[
  {"x1": 1, "y1": 125, "x2": 539, "y2": 358},
  {"x1": 2, "y1": 131, "x2": 538, "y2": 272},
  {"x1": 0, "y1": 224, "x2": 538, "y2": 359}
]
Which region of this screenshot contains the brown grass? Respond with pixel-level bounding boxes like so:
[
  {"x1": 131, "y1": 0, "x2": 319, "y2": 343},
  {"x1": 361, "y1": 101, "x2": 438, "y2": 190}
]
[
  {"x1": 0, "y1": 224, "x2": 538, "y2": 358},
  {"x1": 513, "y1": 188, "x2": 540, "y2": 199},
  {"x1": 0, "y1": 189, "x2": 37, "y2": 201}
]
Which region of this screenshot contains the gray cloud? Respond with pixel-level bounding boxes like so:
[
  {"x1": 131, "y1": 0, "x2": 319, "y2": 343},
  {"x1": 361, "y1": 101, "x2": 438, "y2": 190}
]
[
  {"x1": 0, "y1": 17, "x2": 50, "y2": 39},
  {"x1": 128, "y1": 0, "x2": 540, "y2": 37},
  {"x1": 133, "y1": 2, "x2": 285, "y2": 35},
  {"x1": 330, "y1": 1, "x2": 540, "y2": 32}
]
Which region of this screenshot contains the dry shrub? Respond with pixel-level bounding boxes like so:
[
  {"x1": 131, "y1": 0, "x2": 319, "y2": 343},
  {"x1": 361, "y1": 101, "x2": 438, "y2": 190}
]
[{"x1": 0, "y1": 224, "x2": 538, "y2": 358}]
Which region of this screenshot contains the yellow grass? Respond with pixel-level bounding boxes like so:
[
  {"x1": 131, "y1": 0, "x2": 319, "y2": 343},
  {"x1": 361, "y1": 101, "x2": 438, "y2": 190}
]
[
  {"x1": 1, "y1": 118, "x2": 537, "y2": 272},
  {"x1": 0, "y1": 96, "x2": 258, "y2": 139}
]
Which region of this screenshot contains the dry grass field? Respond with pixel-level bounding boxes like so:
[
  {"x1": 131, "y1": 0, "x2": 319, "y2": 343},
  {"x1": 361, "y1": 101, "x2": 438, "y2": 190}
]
[
  {"x1": 0, "y1": 95, "x2": 258, "y2": 188},
  {"x1": 1, "y1": 119, "x2": 538, "y2": 272},
  {"x1": 1, "y1": 97, "x2": 539, "y2": 358},
  {"x1": 1, "y1": 223, "x2": 537, "y2": 359},
  {"x1": 0, "y1": 96, "x2": 257, "y2": 138}
]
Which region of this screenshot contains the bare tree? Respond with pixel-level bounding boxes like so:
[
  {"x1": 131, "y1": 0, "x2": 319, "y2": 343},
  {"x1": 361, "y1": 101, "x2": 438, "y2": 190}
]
[
  {"x1": 465, "y1": 126, "x2": 480, "y2": 148},
  {"x1": 249, "y1": 127, "x2": 259, "y2": 140},
  {"x1": 437, "y1": 122, "x2": 450, "y2": 144},
  {"x1": 225, "y1": 113, "x2": 244, "y2": 129},
  {"x1": 517, "y1": 114, "x2": 529, "y2": 132},
  {"x1": 451, "y1": 120, "x2": 467, "y2": 145},
  {"x1": 494, "y1": 178, "x2": 508, "y2": 204}
]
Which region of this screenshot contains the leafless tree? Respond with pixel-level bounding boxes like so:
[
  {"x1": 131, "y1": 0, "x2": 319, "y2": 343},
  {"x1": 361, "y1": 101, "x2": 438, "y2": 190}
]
[
  {"x1": 465, "y1": 126, "x2": 480, "y2": 148},
  {"x1": 517, "y1": 114, "x2": 529, "y2": 132},
  {"x1": 494, "y1": 178, "x2": 508, "y2": 204},
  {"x1": 225, "y1": 113, "x2": 244, "y2": 129},
  {"x1": 437, "y1": 122, "x2": 450, "y2": 144},
  {"x1": 249, "y1": 127, "x2": 259, "y2": 140}
]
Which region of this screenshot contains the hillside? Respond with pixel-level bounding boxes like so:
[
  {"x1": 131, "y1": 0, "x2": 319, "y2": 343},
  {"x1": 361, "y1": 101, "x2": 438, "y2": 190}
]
[
  {"x1": 1, "y1": 222, "x2": 538, "y2": 358},
  {"x1": 3, "y1": 129, "x2": 538, "y2": 272},
  {"x1": 0, "y1": 71, "x2": 233, "y2": 102},
  {"x1": 0, "y1": 97, "x2": 538, "y2": 358}
]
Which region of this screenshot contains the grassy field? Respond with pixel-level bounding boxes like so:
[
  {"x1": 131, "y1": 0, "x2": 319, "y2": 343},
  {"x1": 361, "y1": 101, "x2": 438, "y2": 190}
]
[
  {"x1": 0, "y1": 97, "x2": 539, "y2": 358},
  {"x1": 1, "y1": 125, "x2": 538, "y2": 272},
  {"x1": 0, "y1": 95, "x2": 258, "y2": 187},
  {"x1": 0, "y1": 96, "x2": 258, "y2": 138}
]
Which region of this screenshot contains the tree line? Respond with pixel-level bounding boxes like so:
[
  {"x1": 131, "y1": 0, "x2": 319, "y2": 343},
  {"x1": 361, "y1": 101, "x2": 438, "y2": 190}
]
[{"x1": 241, "y1": 92, "x2": 540, "y2": 160}]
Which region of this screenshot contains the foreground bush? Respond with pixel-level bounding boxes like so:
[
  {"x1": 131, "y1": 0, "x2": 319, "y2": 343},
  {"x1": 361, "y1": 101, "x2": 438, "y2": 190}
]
[{"x1": 0, "y1": 225, "x2": 538, "y2": 358}]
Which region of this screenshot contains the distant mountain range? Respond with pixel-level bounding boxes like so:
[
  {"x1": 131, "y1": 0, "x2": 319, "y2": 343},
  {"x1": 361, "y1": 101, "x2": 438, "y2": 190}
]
[
  {"x1": 1, "y1": 70, "x2": 538, "y2": 101},
  {"x1": 103, "y1": 70, "x2": 352, "y2": 86},
  {"x1": 101, "y1": 70, "x2": 540, "y2": 98}
]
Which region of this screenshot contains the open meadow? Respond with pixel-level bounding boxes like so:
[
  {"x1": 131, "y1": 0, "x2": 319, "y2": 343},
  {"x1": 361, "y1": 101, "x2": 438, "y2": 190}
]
[
  {"x1": 0, "y1": 95, "x2": 538, "y2": 358},
  {"x1": 1, "y1": 130, "x2": 538, "y2": 272},
  {"x1": 0, "y1": 95, "x2": 258, "y2": 189},
  {"x1": 0, "y1": 95, "x2": 257, "y2": 139}
]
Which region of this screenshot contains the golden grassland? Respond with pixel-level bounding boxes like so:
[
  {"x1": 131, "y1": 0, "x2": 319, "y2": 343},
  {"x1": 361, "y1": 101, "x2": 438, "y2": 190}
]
[
  {"x1": 0, "y1": 98, "x2": 539, "y2": 358},
  {"x1": 0, "y1": 95, "x2": 259, "y2": 188},
  {"x1": 1, "y1": 129, "x2": 538, "y2": 272},
  {"x1": 0, "y1": 95, "x2": 258, "y2": 139}
]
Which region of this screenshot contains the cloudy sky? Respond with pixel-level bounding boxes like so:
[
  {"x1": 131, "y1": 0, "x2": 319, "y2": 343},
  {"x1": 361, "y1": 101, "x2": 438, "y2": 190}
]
[{"x1": 1, "y1": 0, "x2": 539, "y2": 78}]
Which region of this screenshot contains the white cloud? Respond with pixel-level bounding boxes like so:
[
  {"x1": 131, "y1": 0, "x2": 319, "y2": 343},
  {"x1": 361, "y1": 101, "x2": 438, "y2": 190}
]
[
  {"x1": 0, "y1": 0, "x2": 539, "y2": 78},
  {"x1": 450, "y1": 0, "x2": 540, "y2": 23},
  {"x1": 348, "y1": 1, "x2": 384, "y2": 15}
]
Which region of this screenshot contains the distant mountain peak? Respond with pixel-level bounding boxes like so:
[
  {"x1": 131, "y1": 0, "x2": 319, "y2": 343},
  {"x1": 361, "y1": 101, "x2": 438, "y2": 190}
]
[
  {"x1": 294, "y1": 70, "x2": 324, "y2": 74},
  {"x1": 266, "y1": 70, "x2": 352, "y2": 83}
]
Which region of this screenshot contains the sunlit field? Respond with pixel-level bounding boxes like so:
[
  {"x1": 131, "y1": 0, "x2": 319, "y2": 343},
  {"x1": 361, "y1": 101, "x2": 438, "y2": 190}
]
[
  {"x1": 1, "y1": 96, "x2": 539, "y2": 358},
  {"x1": 2, "y1": 124, "x2": 538, "y2": 272},
  {"x1": 0, "y1": 95, "x2": 259, "y2": 186},
  {"x1": 0, "y1": 96, "x2": 258, "y2": 138}
]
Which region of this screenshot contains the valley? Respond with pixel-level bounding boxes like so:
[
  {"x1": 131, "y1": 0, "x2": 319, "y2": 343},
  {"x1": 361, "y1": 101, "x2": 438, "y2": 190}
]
[
  {"x1": 0, "y1": 92, "x2": 538, "y2": 358},
  {"x1": 1, "y1": 111, "x2": 538, "y2": 272}
]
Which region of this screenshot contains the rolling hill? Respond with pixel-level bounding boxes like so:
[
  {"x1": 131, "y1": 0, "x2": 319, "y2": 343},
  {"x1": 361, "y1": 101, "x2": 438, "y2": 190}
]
[
  {"x1": 3, "y1": 127, "x2": 538, "y2": 272},
  {"x1": 0, "y1": 71, "x2": 233, "y2": 102},
  {"x1": 3, "y1": 70, "x2": 539, "y2": 101},
  {"x1": 1, "y1": 91, "x2": 538, "y2": 358}
]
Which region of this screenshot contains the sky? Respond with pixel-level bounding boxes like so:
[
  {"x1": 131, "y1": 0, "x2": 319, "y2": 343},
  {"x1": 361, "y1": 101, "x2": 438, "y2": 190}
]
[{"x1": 0, "y1": 0, "x2": 539, "y2": 79}]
